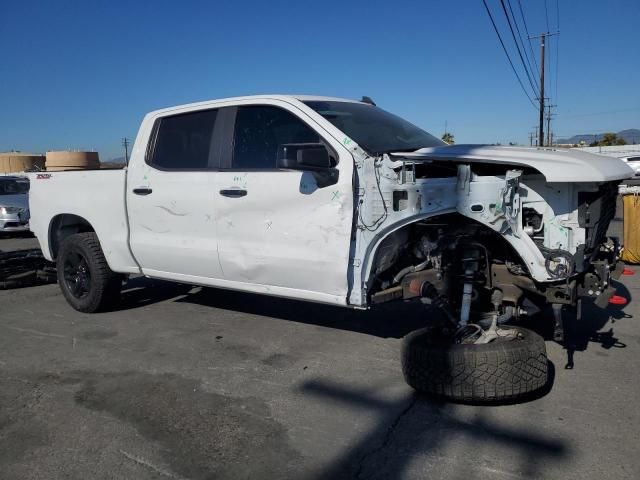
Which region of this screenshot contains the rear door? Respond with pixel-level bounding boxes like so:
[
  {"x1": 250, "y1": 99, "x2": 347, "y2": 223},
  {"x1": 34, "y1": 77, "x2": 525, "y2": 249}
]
[
  {"x1": 127, "y1": 108, "x2": 224, "y2": 280},
  {"x1": 214, "y1": 101, "x2": 354, "y2": 304}
]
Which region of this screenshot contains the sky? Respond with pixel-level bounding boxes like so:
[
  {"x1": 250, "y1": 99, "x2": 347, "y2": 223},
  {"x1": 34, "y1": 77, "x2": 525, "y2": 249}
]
[{"x1": 1, "y1": 0, "x2": 638, "y2": 160}]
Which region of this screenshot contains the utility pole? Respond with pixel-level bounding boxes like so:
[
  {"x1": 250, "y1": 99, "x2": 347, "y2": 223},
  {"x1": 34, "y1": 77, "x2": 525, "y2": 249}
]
[
  {"x1": 122, "y1": 137, "x2": 130, "y2": 164},
  {"x1": 538, "y1": 34, "x2": 546, "y2": 147},
  {"x1": 530, "y1": 31, "x2": 559, "y2": 148},
  {"x1": 545, "y1": 104, "x2": 556, "y2": 147},
  {"x1": 529, "y1": 131, "x2": 534, "y2": 146}
]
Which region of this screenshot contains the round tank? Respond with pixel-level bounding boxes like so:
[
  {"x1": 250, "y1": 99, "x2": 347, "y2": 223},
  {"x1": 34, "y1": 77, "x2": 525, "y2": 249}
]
[
  {"x1": 45, "y1": 151, "x2": 100, "y2": 171},
  {"x1": 0, "y1": 152, "x2": 46, "y2": 173}
]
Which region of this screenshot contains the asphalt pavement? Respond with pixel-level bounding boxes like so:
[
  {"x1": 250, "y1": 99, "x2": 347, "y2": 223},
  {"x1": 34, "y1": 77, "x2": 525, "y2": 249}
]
[
  {"x1": 0, "y1": 232, "x2": 40, "y2": 252},
  {"x1": 0, "y1": 220, "x2": 639, "y2": 479}
]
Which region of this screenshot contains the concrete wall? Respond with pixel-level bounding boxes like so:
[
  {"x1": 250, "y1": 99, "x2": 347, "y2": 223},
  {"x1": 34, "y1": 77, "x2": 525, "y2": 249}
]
[
  {"x1": 0, "y1": 153, "x2": 46, "y2": 173},
  {"x1": 45, "y1": 151, "x2": 100, "y2": 171}
]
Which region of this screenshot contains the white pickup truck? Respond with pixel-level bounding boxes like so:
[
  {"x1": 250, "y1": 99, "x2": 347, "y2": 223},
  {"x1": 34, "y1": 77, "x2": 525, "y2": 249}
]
[{"x1": 28, "y1": 95, "x2": 633, "y2": 402}]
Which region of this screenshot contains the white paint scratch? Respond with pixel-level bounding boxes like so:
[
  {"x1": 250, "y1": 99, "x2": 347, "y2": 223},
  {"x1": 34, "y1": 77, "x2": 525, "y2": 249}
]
[
  {"x1": 155, "y1": 205, "x2": 189, "y2": 217},
  {"x1": 480, "y1": 466, "x2": 526, "y2": 479},
  {"x1": 140, "y1": 224, "x2": 171, "y2": 234},
  {"x1": 1, "y1": 325, "x2": 66, "y2": 339},
  {"x1": 119, "y1": 450, "x2": 185, "y2": 479}
]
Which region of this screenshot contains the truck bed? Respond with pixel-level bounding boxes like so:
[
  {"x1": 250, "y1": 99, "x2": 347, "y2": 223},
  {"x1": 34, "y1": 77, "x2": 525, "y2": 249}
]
[{"x1": 28, "y1": 169, "x2": 139, "y2": 273}]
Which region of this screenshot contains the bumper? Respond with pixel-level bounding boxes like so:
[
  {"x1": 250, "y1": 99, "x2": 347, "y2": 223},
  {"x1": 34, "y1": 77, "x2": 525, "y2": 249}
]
[
  {"x1": 577, "y1": 238, "x2": 623, "y2": 308},
  {"x1": 538, "y1": 238, "x2": 623, "y2": 308},
  {"x1": 0, "y1": 214, "x2": 30, "y2": 232}
]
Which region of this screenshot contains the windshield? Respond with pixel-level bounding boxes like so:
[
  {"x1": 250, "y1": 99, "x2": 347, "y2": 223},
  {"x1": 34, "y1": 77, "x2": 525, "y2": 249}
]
[
  {"x1": 304, "y1": 101, "x2": 445, "y2": 155},
  {"x1": 0, "y1": 179, "x2": 29, "y2": 195}
]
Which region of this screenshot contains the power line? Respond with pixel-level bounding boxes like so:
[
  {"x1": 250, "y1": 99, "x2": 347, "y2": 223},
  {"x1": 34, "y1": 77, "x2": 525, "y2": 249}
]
[
  {"x1": 497, "y1": 0, "x2": 540, "y2": 96},
  {"x1": 544, "y1": 0, "x2": 550, "y2": 32},
  {"x1": 481, "y1": 0, "x2": 538, "y2": 109},
  {"x1": 546, "y1": 32, "x2": 552, "y2": 110},
  {"x1": 517, "y1": 0, "x2": 540, "y2": 75},
  {"x1": 554, "y1": 0, "x2": 560, "y2": 106},
  {"x1": 502, "y1": 0, "x2": 540, "y2": 94}
]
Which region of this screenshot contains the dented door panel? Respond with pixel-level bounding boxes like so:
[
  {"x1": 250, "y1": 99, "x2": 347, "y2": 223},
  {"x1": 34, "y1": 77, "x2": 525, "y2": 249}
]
[{"x1": 214, "y1": 170, "x2": 353, "y2": 300}]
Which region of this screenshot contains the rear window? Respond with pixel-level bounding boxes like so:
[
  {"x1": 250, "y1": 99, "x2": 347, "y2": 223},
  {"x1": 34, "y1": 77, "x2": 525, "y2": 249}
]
[{"x1": 150, "y1": 109, "x2": 218, "y2": 170}]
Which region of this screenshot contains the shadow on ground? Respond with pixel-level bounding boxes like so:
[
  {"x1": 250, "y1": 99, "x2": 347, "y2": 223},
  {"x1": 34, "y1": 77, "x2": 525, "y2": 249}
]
[
  {"x1": 300, "y1": 379, "x2": 570, "y2": 479},
  {"x1": 0, "y1": 368, "x2": 568, "y2": 480},
  {"x1": 120, "y1": 276, "x2": 428, "y2": 338},
  {"x1": 120, "y1": 277, "x2": 632, "y2": 356}
]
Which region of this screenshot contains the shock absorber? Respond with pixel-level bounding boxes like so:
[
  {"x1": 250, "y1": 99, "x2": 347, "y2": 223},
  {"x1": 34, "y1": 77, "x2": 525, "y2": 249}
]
[
  {"x1": 460, "y1": 268, "x2": 474, "y2": 327},
  {"x1": 458, "y1": 242, "x2": 487, "y2": 326}
]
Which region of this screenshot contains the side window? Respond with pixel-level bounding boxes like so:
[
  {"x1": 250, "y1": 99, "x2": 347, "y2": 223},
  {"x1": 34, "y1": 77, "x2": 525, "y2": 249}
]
[
  {"x1": 232, "y1": 105, "x2": 322, "y2": 169},
  {"x1": 150, "y1": 109, "x2": 218, "y2": 169}
]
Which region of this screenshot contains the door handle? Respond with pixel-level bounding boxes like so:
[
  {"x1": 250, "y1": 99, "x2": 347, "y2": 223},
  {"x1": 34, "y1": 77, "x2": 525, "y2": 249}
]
[
  {"x1": 219, "y1": 188, "x2": 247, "y2": 198},
  {"x1": 133, "y1": 187, "x2": 153, "y2": 195}
]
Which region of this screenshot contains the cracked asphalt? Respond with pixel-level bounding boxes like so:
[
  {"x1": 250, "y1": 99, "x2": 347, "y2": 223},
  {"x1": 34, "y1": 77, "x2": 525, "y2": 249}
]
[{"x1": 1, "y1": 211, "x2": 640, "y2": 479}]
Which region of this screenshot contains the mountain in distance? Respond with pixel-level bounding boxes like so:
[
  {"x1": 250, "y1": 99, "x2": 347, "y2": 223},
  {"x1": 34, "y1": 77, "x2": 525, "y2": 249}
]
[{"x1": 557, "y1": 129, "x2": 640, "y2": 145}]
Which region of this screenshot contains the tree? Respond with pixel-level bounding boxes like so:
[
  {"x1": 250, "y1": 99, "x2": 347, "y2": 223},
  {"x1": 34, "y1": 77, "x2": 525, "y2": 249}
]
[
  {"x1": 442, "y1": 132, "x2": 455, "y2": 144},
  {"x1": 589, "y1": 132, "x2": 626, "y2": 147}
]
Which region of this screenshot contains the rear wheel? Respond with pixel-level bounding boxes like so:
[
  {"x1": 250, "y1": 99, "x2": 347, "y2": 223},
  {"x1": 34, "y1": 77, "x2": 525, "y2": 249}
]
[
  {"x1": 57, "y1": 232, "x2": 122, "y2": 313},
  {"x1": 401, "y1": 326, "x2": 548, "y2": 403}
]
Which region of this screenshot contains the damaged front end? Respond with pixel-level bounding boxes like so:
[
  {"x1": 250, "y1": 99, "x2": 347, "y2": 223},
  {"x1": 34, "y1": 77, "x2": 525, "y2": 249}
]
[{"x1": 347, "y1": 145, "x2": 630, "y2": 340}]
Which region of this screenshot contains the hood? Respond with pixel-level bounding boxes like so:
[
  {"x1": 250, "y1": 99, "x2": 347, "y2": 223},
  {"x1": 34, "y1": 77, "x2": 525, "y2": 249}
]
[
  {"x1": 0, "y1": 193, "x2": 29, "y2": 209},
  {"x1": 390, "y1": 144, "x2": 634, "y2": 183}
]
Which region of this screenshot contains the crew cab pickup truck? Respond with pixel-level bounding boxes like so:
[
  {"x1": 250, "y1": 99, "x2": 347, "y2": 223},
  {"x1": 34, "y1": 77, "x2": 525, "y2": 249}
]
[{"x1": 28, "y1": 95, "x2": 633, "y2": 402}]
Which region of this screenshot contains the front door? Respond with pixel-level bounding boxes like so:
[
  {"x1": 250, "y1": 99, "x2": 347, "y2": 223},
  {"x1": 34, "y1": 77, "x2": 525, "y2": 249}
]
[{"x1": 214, "y1": 102, "x2": 354, "y2": 304}]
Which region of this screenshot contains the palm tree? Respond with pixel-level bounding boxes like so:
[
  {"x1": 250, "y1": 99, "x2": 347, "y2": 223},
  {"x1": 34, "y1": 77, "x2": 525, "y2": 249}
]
[{"x1": 441, "y1": 132, "x2": 455, "y2": 144}]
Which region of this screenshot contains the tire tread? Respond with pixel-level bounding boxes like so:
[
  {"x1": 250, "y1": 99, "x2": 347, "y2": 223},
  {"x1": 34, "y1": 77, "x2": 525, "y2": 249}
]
[
  {"x1": 57, "y1": 232, "x2": 121, "y2": 313},
  {"x1": 402, "y1": 327, "x2": 548, "y2": 403}
]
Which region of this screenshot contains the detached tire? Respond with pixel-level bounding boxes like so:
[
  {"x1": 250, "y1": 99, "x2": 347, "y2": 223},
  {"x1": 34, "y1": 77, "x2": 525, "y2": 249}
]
[
  {"x1": 402, "y1": 327, "x2": 548, "y2": 403},
  {"x1": 57, "y1": 232, "x2": 122, "y2": 313}
]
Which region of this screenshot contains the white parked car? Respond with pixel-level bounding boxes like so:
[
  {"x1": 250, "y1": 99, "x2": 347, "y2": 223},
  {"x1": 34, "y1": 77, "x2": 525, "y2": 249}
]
[
  {"x1": 27, "y1": 95, "x2": 633, "y2": 402},
  {"x1": 0, "y1": 176, "x2": 30, "y2": 233}
]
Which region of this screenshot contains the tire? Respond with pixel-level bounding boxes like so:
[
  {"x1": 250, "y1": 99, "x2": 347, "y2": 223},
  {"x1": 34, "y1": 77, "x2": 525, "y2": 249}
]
[
  {"x1": 57, "y1": 232, "x2": 122, "y2": 313},
  {"x1": 401, "y1": 326, "x2": 548, "y2": 403}
]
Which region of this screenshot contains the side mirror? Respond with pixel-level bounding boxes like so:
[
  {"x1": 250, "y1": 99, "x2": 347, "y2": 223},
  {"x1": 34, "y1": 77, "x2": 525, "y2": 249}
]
[
  {"x1": 278, "y1": 143, "x2": 332, "y2": 170},
  {"x1": 296, "y1": 146, "x2": 331, "y2": 169},
  {"x1": 278, "y1": 143, "x2": 338, "y2": 188}
]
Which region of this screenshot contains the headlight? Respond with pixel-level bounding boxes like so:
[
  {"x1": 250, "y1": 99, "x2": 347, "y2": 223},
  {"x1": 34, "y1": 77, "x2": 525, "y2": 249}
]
[{"x1": 0, "y1": 206, "x2": 23, "y2": 215}]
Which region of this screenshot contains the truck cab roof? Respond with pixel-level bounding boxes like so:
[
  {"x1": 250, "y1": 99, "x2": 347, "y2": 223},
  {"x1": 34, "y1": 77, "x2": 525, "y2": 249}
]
[{"x1": 147, "y1": 94, "x2": 362, "y2": 118}]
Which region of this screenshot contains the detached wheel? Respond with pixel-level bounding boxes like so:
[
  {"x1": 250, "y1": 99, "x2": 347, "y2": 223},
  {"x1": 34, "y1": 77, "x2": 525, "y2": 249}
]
[
  {"x1": 57, "y1": 232, "x2": 122, "y2": 313},
  {"x1": 402, "y1": 326, "x2": 548, "y2": 403}
]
